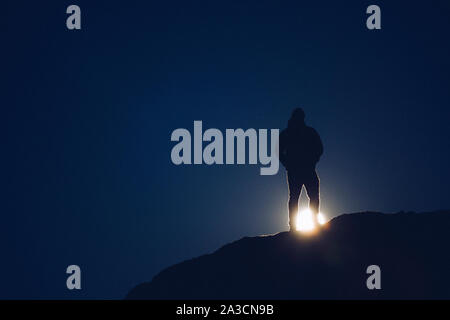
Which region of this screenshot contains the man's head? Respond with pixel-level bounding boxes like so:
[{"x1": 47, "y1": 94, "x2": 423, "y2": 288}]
[{"x1": 288, "y1": 107, "x2": 305, "y2": 128}]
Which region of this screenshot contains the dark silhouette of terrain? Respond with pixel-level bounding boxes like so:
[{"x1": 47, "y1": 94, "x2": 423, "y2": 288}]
[{"x1": 127, "y1": 211, "x2": 450, "y2": 299}]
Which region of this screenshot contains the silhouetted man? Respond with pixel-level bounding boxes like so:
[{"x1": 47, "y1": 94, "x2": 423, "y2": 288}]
[{"x1": 279, "y1": 108, "x2": 323, "y2": 231}]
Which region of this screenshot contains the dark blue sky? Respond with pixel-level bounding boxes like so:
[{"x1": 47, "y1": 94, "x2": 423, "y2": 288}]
[{"x1": 2, "y1": 1, "x2": 450, "y2": 298}]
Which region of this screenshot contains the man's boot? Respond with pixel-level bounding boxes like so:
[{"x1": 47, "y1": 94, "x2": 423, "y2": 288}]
[{"x1": 289, "y1": 216, "x2": 296, "y2": 232}]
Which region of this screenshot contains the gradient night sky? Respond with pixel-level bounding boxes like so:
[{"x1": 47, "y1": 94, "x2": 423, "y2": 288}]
[{"x1": 2, "y1": 1, "x2": 450, "y2": 298}]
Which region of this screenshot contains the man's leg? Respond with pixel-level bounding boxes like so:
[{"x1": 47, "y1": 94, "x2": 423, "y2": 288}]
[
  {"x1": 287, "y1": 172, "x2": 301, "y2": 231},
  {"x1": 305, "y1": 170, "x2": 320, "y2": 216}
]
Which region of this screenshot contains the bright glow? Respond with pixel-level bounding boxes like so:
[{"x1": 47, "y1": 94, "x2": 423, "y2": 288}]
[
  {"x1": 296, "y1": 209, "x2": 315, "y2": 231},
  {"x1": 296, "y1": 209, "x2": 327, "y2": 232},
  {"x1": 317, "y1": 212, "x2": 326, "y2": 225}
]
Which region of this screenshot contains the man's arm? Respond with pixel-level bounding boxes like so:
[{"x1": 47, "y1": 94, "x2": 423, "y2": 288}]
[{"x1": 313, "y1": 129, "x2": 323, "y2": 161}]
